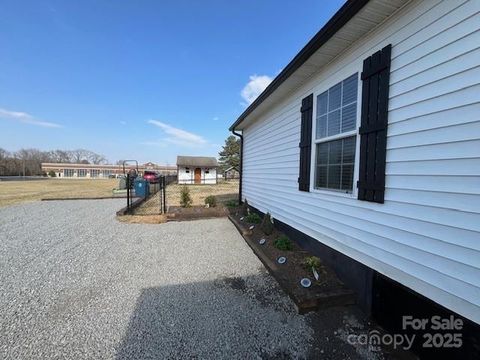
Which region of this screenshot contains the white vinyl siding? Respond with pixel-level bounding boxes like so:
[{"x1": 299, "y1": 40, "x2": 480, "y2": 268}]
[{"x1": 241, "y1": 0, "x2": 480, "y2": 324}]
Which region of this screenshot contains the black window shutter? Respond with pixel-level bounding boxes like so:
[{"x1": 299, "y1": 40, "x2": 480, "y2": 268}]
[
  {"x1": 357, "y1": 44, "x2": 392, "y2": 203},
  {"x1": 298, "y1": 93, "x2": 313, "y2": 192}
]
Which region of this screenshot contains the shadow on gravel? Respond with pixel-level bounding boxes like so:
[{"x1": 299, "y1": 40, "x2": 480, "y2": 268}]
[
  {"x1": 114, "y1": 274, "x2": 413, "y2": 360},
  {"x1": 115, "y1": 274, "x2": 307, "y2": 360}
]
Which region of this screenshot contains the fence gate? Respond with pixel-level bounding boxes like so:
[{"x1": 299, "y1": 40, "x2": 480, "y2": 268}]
[{"x1": 126, "y1": 174, "x2": 176, "y2": 215}]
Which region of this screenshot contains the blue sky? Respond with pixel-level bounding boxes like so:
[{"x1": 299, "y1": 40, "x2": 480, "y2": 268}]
[{"x1": 0, "y1": 0, "x2": 345, "y2": 164}]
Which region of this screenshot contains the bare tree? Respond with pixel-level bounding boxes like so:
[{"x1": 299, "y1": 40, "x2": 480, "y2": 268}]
[
  {"x1": 0, "y1": 148, "x2": 110, "y2": 176},
  {"x1": 69, "y1": 149, "x2": 90, "y2": 163},
  {"x1": 0, "y1": 148, "x2": 9, "y2": 160},
  {"x1": 48, "y1": 150, "x2": 71, "y2": 163},
  {"x1": 88, "y1": 152, "x2": 107, "y2": 165}
]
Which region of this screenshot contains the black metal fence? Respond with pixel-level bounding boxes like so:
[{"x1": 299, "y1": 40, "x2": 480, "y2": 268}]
[{"x1": 126, "y1": 174, "x2": 177, "y2": 214}]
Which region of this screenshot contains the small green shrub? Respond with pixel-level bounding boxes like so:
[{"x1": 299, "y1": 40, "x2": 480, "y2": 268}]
[
  {"x1": 260, "y1": 212, "x2": 274, "y2": 235},
  {"x1": 225, "y1": 199, "x2": 239, "y2": 208},
  {"x1": 180, "y1": 185, "x2": 192, "y2": 208},
  {"x1": 304, "y1": 256, "x2": 321, "y2": 270},
  {"x1": 274, "y1": 235, "x2": 293, "y2": 251},
  {"x1": 245, "y1": 212, "x2": 261, "y2": 224},
  {"x1": 204, "y1": 195, "x2": 217, "y2": 207},
  {"x1": 48, "y1": 170, "x2": 56, "y2": 177}
]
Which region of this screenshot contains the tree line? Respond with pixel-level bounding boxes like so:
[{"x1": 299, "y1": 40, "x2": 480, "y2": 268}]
[{"x1": 0, "y1": 148, "x2": 107, "y2": 176}]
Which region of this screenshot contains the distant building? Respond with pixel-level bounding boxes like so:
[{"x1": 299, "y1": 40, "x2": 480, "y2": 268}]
[
  {"x1": 223, "y1": 166, "x2": 239, "y2": 180},
  {"x1": 176, "y1": 156, "x2": 218, "y2": 184},
  {"x1": 41, "y1": 162, "x2": 176, "y2": 178}
]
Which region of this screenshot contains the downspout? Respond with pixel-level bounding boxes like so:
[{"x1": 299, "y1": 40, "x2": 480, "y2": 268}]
[{"x1": 231, "y1": 129, "x2": 243, "y2": 204}]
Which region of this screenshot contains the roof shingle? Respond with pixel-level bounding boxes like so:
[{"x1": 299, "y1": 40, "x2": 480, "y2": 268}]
[{"x1": 176, "y1": 156, "x2": 218, "y2": 167}]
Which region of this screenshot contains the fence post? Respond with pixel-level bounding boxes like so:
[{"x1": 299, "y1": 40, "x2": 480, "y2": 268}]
[
  {"x1": 159, "y1": 176, "x2": 163, "y2": 214},
  {"x1": 162, "y1": 175, "x2": 166, "y2": 214},
  {"x1": 126, "y1": 173, "x2": 130, "y2": 210}
]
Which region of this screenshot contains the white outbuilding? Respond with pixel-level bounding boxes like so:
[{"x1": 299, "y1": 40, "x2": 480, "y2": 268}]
[{"x1": 176, "y1": 156, "x2": 218, "y2": 185}]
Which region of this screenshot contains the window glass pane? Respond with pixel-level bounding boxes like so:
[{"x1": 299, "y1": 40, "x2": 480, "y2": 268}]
[
  {"x1": 328, "y1": 139, "x2": 342, "y2": 164},
  {"x1": 342, "y1": 74, "x2": 358, "y2": 104},
  {"x1": 327, "y1": 165, "x2": 341, "y2": 189},
  {"x1": 316, "y1": 73, "x2": 357, "y2": 138},
  {"x1": 317, "y1": 92, "x2": 328, "y2": 115},
  {"x1": 328, "y1": 83, "x2": 341, "y2": 111},
  {"x1": 341, "y1": 164, "x2": 354, "y2": 190},
  {"x1": 327, "y1": 109, "x2": 340, "y2": 136},
  {"x1": 316, "y1": 114, "x2": 327, "y2": 139},
  {"x1": 343, "y1": 136, "x2": 356, "y2": 163},
  {"x1": 316, "y1": 166, "x2": 327, "y2": 188},
  {"x1": 341, "y1": 103, "x2": 357, "y2": 133},
  {"x1": 315, "y1": 136, "x2": 356, "y2": 192},
  {"x1": 316, "y1": 142, "x2": 328, "y2": 165}
]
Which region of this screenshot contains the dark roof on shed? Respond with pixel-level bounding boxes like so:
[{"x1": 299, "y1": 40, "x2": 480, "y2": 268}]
[{"x1": 176, "y1": 156, "x2": 218, "y2": 167}]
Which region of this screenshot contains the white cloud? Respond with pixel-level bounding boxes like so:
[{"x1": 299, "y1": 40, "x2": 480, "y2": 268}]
[
  {"x1": 0, "y1": 108, "x2": 62, "y2": 128},
  {"x1": 147, "y1": 120, "x2": 207, "y2": 147},
  {"x1": 240, "y1": 74, "x2": 273, "y2": 105},
  {"x1": 213, "y1": 116, "x2": 219, "y2": 121}
]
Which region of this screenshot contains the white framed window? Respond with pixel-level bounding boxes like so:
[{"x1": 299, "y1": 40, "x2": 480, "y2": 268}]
[
  {"x1": 64, "y1": 169, "x2": 74, "y2": 177},
  {"x1": 78, "y1": 169, "x2": 87, "y2": 177},
  {"x1": 313, "y1": 73, "x2": 358, "y2": 193},
  {"x1": 90, "y1": 169, "x2": 100, "y2": 178}
]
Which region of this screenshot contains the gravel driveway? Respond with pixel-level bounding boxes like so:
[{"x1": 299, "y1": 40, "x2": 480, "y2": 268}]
[{"x1": 0, "y1": 200, "x2": 380, "y2": 359}]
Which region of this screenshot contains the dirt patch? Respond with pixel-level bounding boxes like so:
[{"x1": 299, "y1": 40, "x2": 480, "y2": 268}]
[
  {"x1": 229, "y1": 211, "x2": 355, "y2": 313},
  {"x1": 117, "y1": 214, "x2": 167, "y2": 224},
  {"x1": 167, "y1": 205, "x2": 230, "y2": 221},
  {"x1": 166, "y1": 180, "x2": 238, "y2": 207},
  {"x1": 215, "y1": 277, "x2": 247, "y2": 291}
]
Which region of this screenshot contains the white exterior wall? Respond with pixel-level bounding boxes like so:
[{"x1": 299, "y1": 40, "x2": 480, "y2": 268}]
[
  {"x1": 177, "y1": 167, "x2": 192, "y2": 184},
  {"x1": 177, "y1": 166, "x2": 217, "y2": 184},
  {"x1": 203, "y1": 168, "x2": 217, "y2": 184},
  {"x1": 241, "y1": 0, "x2": 480, "y2": 323}
]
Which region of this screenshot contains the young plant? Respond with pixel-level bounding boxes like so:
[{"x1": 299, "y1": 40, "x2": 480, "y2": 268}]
[
  {"x1": 225, "y1": 199, "x2": 239, "y2": 208},
  {"x1": 204, "y1": 195, "x2": 217, "y2": 207},
  {"x1": 274, "y1": 235, "x2": 293, "y2": 251},
  {"x1": 304, "y1": 256, "x2": 321, "y2": 271},
  {"x1": 180, "y1": 185, "x2": 192, "y2": 208},
  {"x1": 260, "y1": 212, "x2": 274, "y2": 235},
  {"x1": 245, "y1": 212, "x2": 261, "y2": 224}
]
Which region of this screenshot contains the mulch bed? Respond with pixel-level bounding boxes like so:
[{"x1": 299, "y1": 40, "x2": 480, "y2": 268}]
[
  {"x1": 228, "y1": 210, "x2": 355, "y2": 314},
  {"x1": 166, "y1": 205, "x2": 230, "y2": 221}
]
